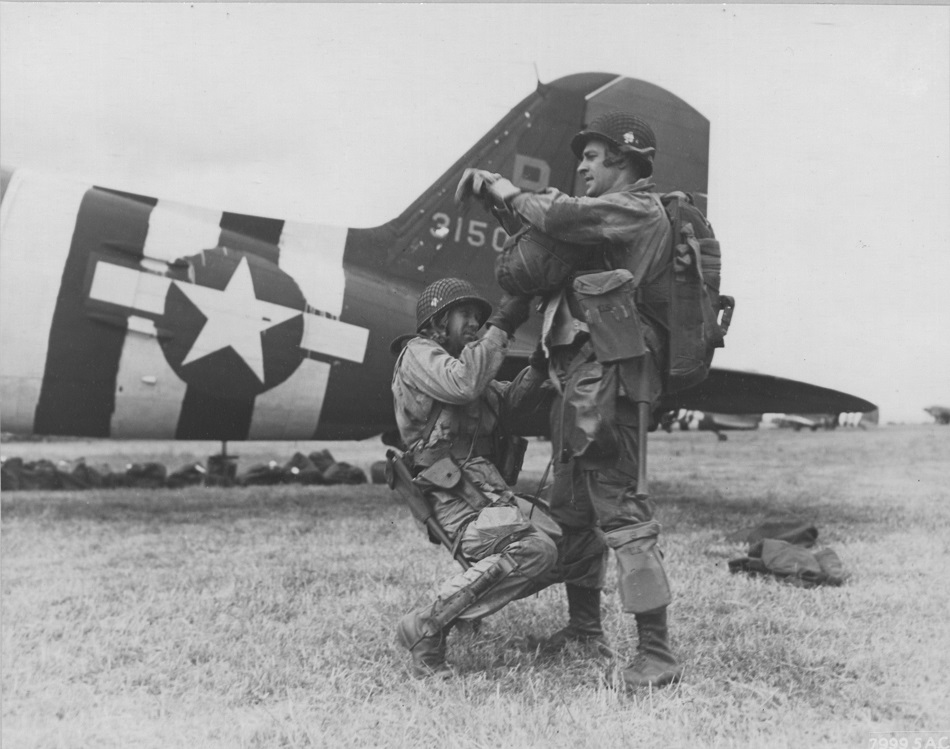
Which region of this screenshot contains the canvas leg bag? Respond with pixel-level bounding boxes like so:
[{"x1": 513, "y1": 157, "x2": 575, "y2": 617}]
[{"x1": 605, "y1": 520, "x2": 672, "y2": 614}]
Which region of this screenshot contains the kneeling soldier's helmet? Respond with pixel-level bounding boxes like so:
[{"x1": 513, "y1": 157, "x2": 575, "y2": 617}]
[
  {"x1": 415, "y1": 278, "x2": 492, "y2": 333},
  {"x1": 570, "y1": 111, "x2": 657, "y2": 177}
]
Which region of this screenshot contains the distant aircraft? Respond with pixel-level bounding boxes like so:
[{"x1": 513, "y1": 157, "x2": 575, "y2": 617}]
[
  {"x1": 771, "y1": 413, "x2": 836, "y2": 432},
  {"x1": 924, "y1": 406, "x2": 950, "y2": 425},
  {"x1": 660, "y1": 409, "x2": 760, "y2": 441},
  {"x1": 0, "y1": 73, "x2": 876, "y2": 443}
]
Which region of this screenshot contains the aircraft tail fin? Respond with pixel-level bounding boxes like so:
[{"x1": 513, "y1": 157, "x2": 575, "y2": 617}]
[{"x1": 343, "y1": 73, "x2": 710, "y2": 301}]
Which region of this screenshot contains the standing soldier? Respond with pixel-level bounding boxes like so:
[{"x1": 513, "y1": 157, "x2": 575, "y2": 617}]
[
  {"x1": 459, "y1": 111, "x2": 683, "y2": 689},
  {"x1": 390, "y1": 278, "x2": 556, "y2": 678}
]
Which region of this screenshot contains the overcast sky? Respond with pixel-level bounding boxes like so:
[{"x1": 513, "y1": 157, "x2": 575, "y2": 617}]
[{"x1": 2, "y1": 3, "x2": 948, "y2": 424}]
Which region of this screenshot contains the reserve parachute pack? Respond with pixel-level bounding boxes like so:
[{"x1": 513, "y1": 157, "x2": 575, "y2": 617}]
[
  {"x1": 660, "y1": 191, "x2": 734, "y2": 393},
  {"x1": 495, "y1": 224, "x2": 583, "y2": 297}
]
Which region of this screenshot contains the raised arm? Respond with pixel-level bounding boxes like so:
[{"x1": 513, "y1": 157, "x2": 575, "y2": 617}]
[{"x1": 401, "y1": 326, "x2": 510, "y2": 405}]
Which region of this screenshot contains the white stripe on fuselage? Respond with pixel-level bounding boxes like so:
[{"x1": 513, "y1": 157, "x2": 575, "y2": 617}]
[
  {"x1": 247, "y1": 358, "x2": 331, "y2": 440},
  {"x1": 89, "y1": 262, "x2": 172, "y2": 316},
  {"x1": 0, "y1": 169, "x2": 90, "y2": 434},
  {"x1": 110, "y1": 316, "x2": 188, "y2": 438},
  {"x1": 104, "y1": 199, "x2": 357, "y2": 438},
  {"x1": 109, "y1": 201, "x2": 225, "y2": 437},
  {"x1": 142, "y1": 200, "x2": 223, "y2": 261},
  {"x1": 278, "y1": 221, "x2": 348, "y2": 317}
]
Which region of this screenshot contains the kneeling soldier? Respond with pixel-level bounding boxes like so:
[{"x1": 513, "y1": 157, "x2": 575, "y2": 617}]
[{"x1": 390, "y1": 278, "x2": 556, "y2": 678}]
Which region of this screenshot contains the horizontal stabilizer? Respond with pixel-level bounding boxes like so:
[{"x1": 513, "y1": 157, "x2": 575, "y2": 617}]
[{"x1": 660, "y1": 368, "x2": 877, "y2": 416}]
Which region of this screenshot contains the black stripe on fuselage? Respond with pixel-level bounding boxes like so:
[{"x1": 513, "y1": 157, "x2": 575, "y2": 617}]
[
  {"x1": 34, "y1": 187, "x2": 156, "y2": 437},
  {"x1": 173, "y1": 212, "x2": 285, "y2": 439}
]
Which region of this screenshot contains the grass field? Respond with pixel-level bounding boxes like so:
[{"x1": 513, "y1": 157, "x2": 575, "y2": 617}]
[{"x1": 2, "y1": 426, "x2": 949, "y2": 748}]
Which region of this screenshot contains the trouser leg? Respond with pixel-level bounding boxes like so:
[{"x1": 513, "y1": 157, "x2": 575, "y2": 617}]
[
  {"x1": 581, "y1": 417, "x2": 681, "y2": 688},
  {"x1": 601, "y1": 509, "x2": 681, "y2": 689},
  {"x1": 397, "y1": 553, "x2": 517, "y2": 679},
  {"x1": 529, "y1": 395, "x2": 611, "y2": 652},
  {"x1": 398, "y1": 505, "x2": 557, "y2": 678}
]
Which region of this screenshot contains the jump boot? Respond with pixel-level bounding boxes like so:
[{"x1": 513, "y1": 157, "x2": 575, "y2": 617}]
[
  {"x1": 396, "y1": 553, "x2": 517, "y2": 678},
  {"x1": 396, "y1": 608, "x2": 453, "y2": 679},
  {"x1": 536, "y1": 584, "x2": 613, "y2": 656},
  {"x1": 621, "y1": 606, "x2": 683, "y2": 689}
]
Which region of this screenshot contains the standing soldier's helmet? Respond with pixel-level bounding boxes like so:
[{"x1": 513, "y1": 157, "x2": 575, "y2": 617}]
[
  {"x1": 415, "y1": 277, "x2": 492, "y2": 333},
  {"x1": 570, "y1": 111, "x2": 657, "y2": 177}
]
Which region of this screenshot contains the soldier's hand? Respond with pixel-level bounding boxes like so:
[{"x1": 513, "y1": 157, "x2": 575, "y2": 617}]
[
  {"x1": 528, "y1": 341, "x2": 548, "y2": 372},
  {"x1": 455, "y1": 168, "x2": 498, "y2": 205},
  {"x1": 483, "y1": 176, "x2": 521, "y2": 208},
  {"x1": 488, "y1": 294, "x2": 532, "y2": 336}
]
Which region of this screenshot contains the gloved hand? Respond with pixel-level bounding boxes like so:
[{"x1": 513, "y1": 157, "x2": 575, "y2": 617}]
[
  {"x1": 455, "y1": 168, "x2": 498, "y2": 205},
  {"x1": 528, "y1": 341, "x2": 548, "y2": 372},
  {"x1": 487, "y1": 294, "x2": 531, "y2": 336},
  {"x1": 490, "y1": 202, "x2": 523, "y2": 235},
  {"x1": 483, "y1": 176, "x2": 521, "y2": 208}
]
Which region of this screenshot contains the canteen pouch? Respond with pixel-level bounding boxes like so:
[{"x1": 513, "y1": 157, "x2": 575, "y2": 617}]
[{"x1": 572, "y1": 269, "x2": 647, "y2": 363}]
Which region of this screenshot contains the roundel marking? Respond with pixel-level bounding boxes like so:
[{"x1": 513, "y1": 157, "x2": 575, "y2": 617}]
[{"x1": 159, "y1": 248, "x2": 306, "y2": 400}]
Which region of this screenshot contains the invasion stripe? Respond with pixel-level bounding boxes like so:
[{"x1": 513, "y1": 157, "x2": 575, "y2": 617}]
[
  {"x1": 247, "y1": 359, "x2": 331, "y2": 440},
  {"x1": 278, "y1": 221, "x2": 348, "y2": 317},
  {"x1": 110, "y1": 316, "x2": 188, "y2": 438},
  {"x1": 173, "y1": 211, "x2": 286, "y2": 440},
  {"x1": 34, "y1": 186, "x2": 156, "y2": 437},
  {"x1": 141, "y1": 200, "x2": 222, "y2": 261},
  {"x1": 0, "y1": 170, "x2": 90, "y2": 434},
  {"x1": 109, "y1": 199, "x2": 225, "y2": 438}
]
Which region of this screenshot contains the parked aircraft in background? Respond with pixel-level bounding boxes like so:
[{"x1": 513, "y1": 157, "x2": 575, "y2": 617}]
[
  {"x1": 924, "y1": 406, "x2": 950, "y2": 425},
  {"x1": 771, "y1": 414, "x2": 836, "y2": 431},
  {"x1": 0, "y1": 73, "x2": 876, "y2": 443},
  {"x1": 660, "y1": 409, "x2": 760, "y2": 441}
]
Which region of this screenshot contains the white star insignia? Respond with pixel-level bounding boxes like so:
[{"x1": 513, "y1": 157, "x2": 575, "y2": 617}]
[{"x1": 174, "y1": 256, "x2": 302, "y2": 383}]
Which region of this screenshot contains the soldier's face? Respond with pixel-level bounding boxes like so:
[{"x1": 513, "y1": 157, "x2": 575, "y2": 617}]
[
  {"x1": 577, "y1": 140, "x2": 625, "y2": 197},
  {"x1": 443, "y1": 302, "x2": 483, "y2": 356}
]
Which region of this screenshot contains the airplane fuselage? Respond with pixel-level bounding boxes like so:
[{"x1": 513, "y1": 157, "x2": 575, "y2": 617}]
[{"x1": 0, "y1": 73, "x2": 876, "y2": 442}]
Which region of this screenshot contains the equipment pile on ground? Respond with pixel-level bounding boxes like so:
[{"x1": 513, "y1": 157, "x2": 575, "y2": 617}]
[{"x1": 0, "y1": 449, "x2": 379, "y2": 491}]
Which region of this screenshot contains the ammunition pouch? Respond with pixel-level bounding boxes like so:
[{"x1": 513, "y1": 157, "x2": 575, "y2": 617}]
[
  {"x1": 415, "y1": 456, "x2": 463, "y2": 490},
  {"x1": 605, "y1": 521, "x2": 672, "y2": 614},
  {"x1": 413, "y1": 455, "x2": 492, "y2": 513},
  {"x1": 572, "y1": 269, "x2": 647, "y2": 363}
]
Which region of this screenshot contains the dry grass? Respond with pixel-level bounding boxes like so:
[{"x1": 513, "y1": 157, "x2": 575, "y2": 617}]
[{"x1": 2, "y1": 426, "x2": 949, "y2": 748}]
